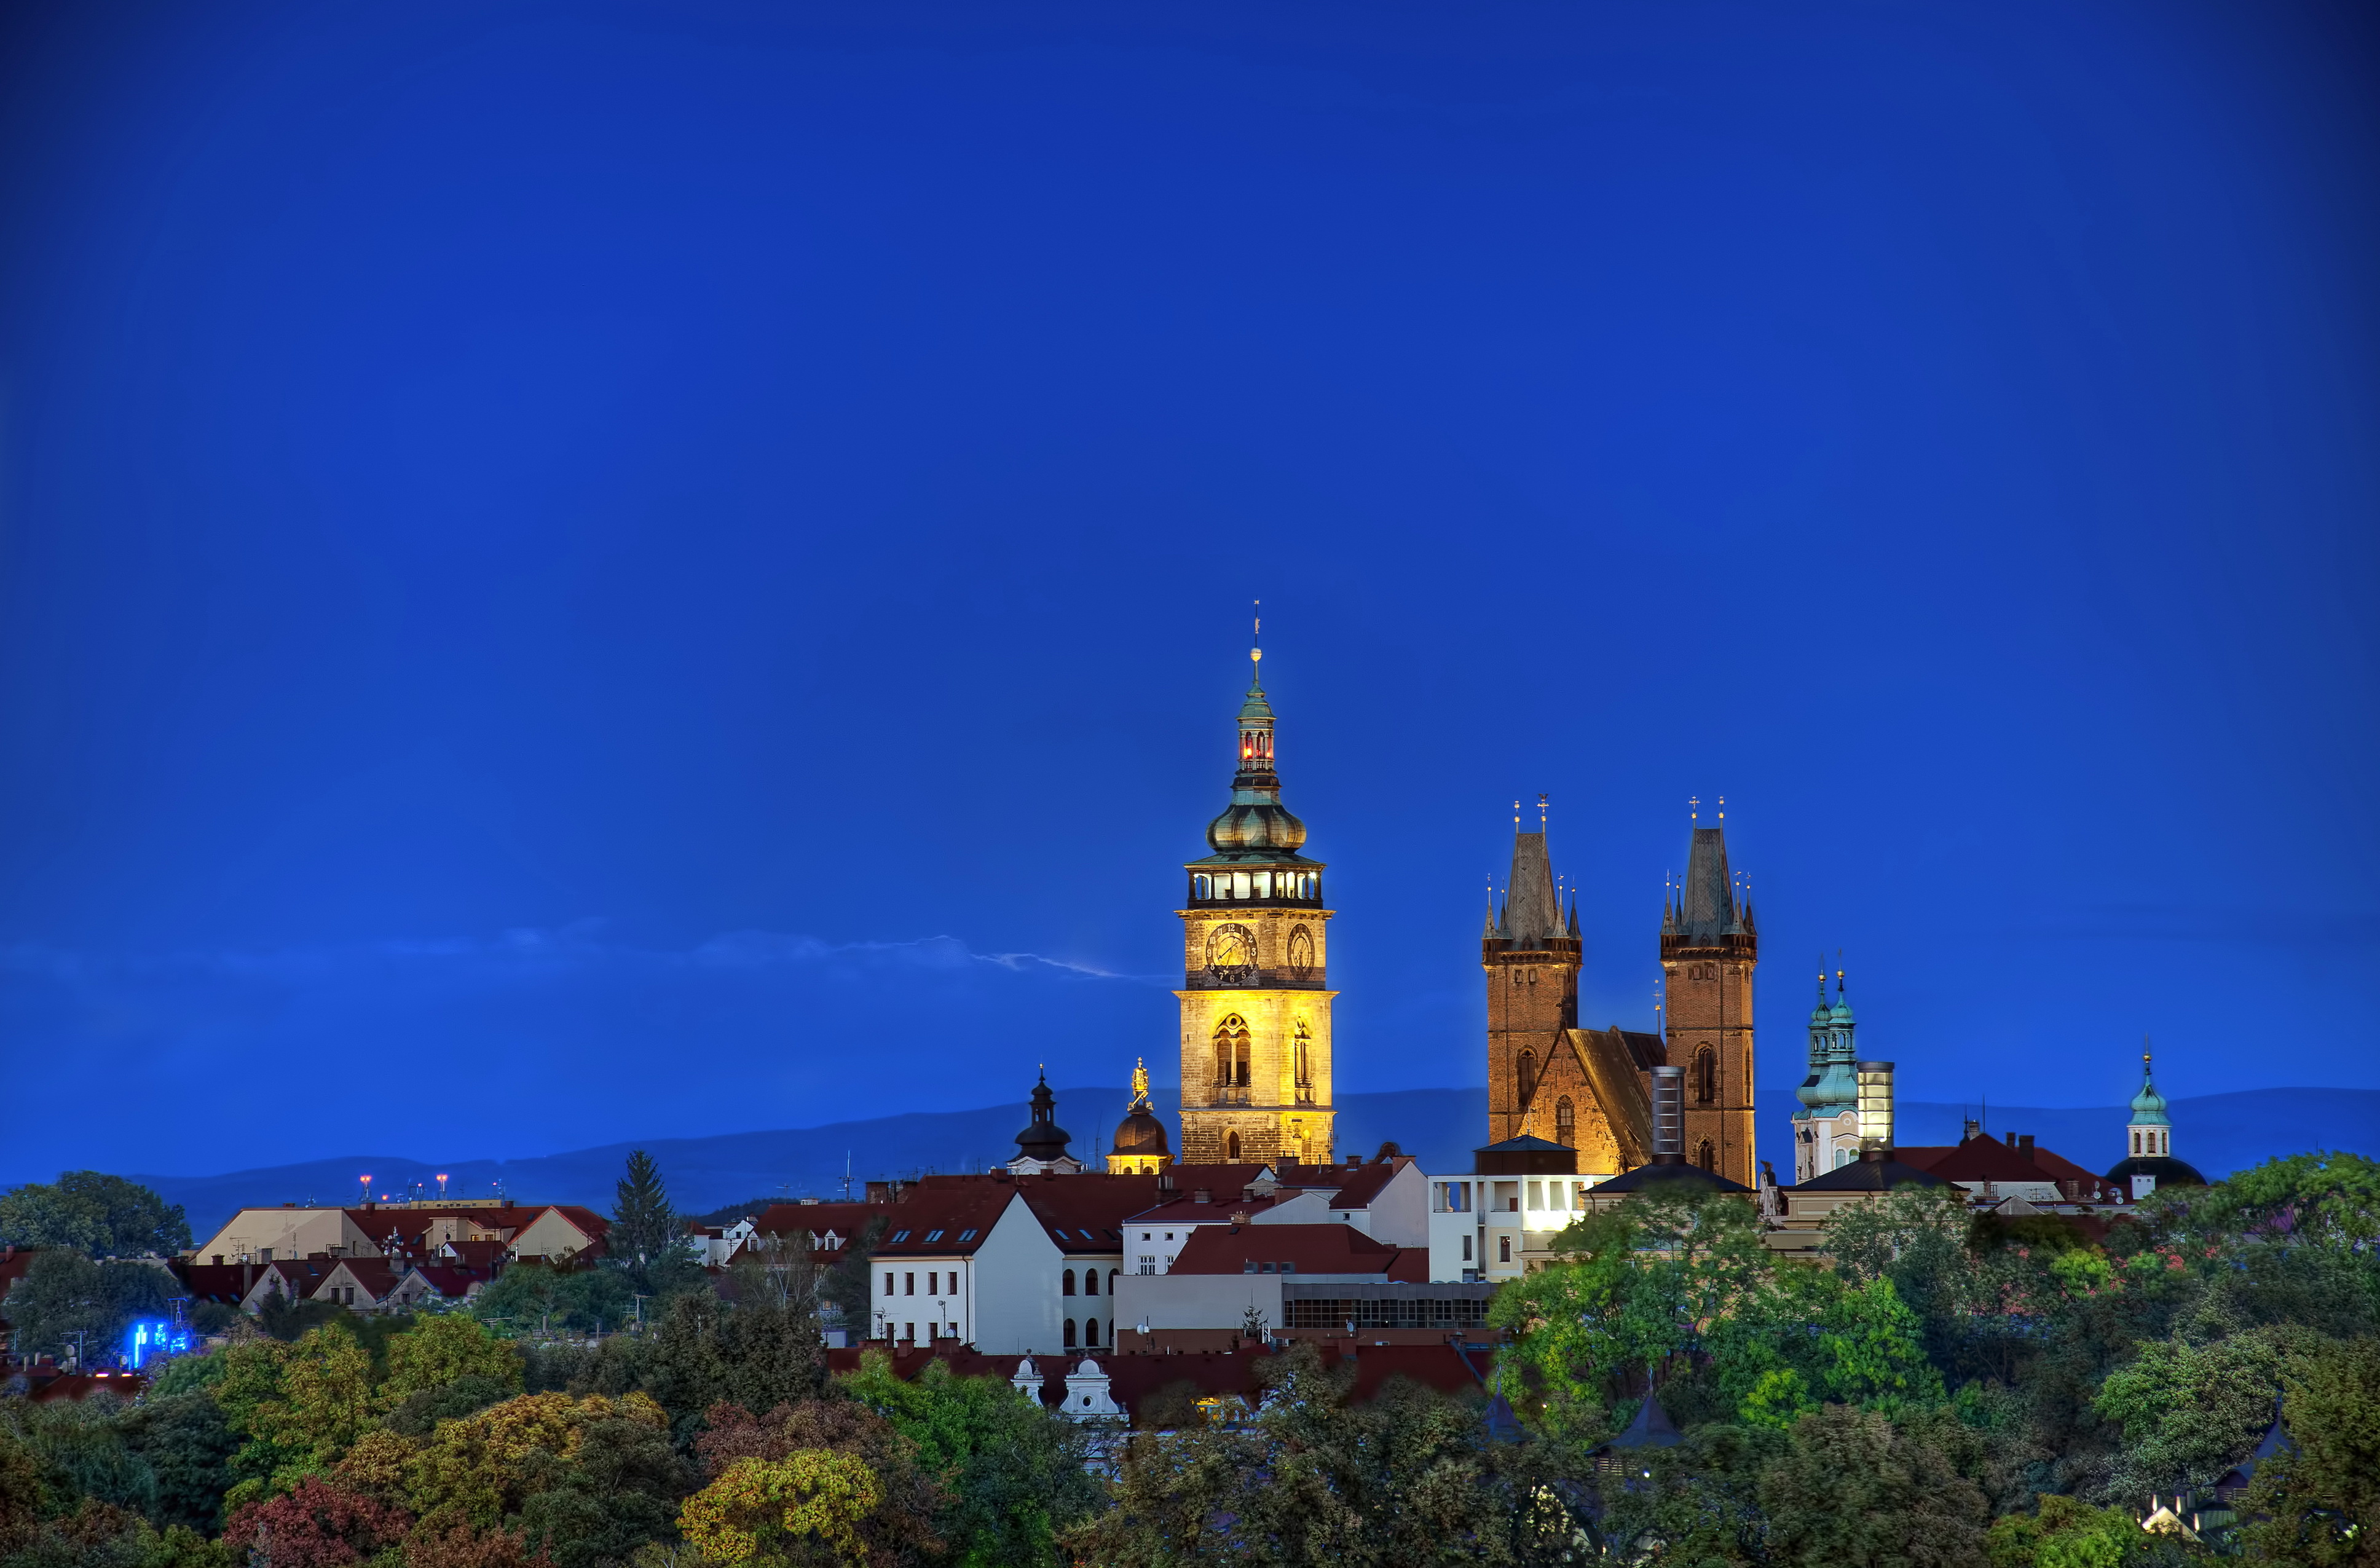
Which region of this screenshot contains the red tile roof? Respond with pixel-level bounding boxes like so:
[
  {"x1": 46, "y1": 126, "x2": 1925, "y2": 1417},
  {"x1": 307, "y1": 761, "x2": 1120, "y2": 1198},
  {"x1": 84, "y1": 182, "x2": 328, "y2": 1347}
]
[
  {"x1": 1170, "y1": 1223, "x2": 1426, "y2": 1282},
  {"x1": 1016, "y1": 1175, "x2": 1176, "y2": 1253},
  {"x1": 1124, "y1": 1194, "x2": 1293, "y2": 1227},
  {"x1": 323, "y1": 1259, "x2": 403, "y2": 1299},
  {"x1": 868, "y1": 1187, "x2": 1020, "y2": 1259},
  {"x1": 1314, "y1": 1159, "x2": 1410, "y2": 1211}
]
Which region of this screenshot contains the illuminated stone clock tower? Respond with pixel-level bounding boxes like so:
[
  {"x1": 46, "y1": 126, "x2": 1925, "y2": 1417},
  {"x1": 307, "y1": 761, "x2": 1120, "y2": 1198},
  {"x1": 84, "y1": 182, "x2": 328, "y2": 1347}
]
[{"x1": 1176, "y1": 643, "x2": 1334, "y2": 1168}]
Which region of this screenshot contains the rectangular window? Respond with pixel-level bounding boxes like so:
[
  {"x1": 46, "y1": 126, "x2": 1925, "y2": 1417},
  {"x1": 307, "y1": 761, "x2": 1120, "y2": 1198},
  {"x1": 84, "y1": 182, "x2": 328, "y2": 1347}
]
[
  {"x1": 1526, "y1": 1181, "x2": 1542, "y2": 1210},
  {"x1": 1462, "y1": 1235, "x2": 1472, "y2": 1261},
  {"x1": 958, "y1": 1229, "x2": 977, "y2": 1242},
  {"x1": 1138, "y1": 1257, "x2": 1156, "y2": 1274},
  {"x1": 883, "y1": 1272, "x2": 893, "y2": 1296},
  {"x1": 1194, "y1": 874, "x2": 1211, "y2": 898},
  {"x1": 1232, "y1": 872, "x2": 1250, "y2": 899},
  {"x1": 926, "y1": 1272, "x2": 937, "y2": 1294},
  {"x1": 1253, "y1": 870, "x2": 1272, "y2": 898},
  {"x1": 924, "y1": 1229, "x2": 944, "y2": 1242},
  {"x1": 904, "y1": 1272, "x2": 914, "y2": 1296},
  {"x1": 904, "y1": 1322, "x2": 915, "y2": 1342}
]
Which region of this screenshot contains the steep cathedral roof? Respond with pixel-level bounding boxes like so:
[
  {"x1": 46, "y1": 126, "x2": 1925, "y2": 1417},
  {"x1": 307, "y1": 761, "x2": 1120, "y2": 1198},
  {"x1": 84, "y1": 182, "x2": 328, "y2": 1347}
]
[
  {"x1": 1677, "y1": 825, "x2": 1736, "y2": 939},
  {"x1": 1501, "y1": 831, "x2": 1561, "y2": 945}
]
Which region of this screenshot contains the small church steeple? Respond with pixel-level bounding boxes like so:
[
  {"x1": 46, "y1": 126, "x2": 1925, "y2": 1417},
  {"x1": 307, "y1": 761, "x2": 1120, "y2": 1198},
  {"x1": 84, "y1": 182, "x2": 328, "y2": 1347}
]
[{"x1": 2105, "y1": 1038, "x2": 2205, "y2": 1198}]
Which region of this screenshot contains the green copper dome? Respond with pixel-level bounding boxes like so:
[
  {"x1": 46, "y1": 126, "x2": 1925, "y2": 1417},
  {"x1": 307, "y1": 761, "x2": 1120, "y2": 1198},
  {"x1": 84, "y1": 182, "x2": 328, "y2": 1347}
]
[{"x1": 2129, "y1": 1057, "x2": 2171, "y2": 1127}]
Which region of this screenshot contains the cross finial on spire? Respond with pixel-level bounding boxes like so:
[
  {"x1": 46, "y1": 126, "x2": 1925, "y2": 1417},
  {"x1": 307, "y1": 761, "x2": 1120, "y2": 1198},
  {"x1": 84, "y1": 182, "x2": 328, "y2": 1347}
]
[
  {"x1": 1513, "y1": 798, "x2": 1521, "y2": 829},
  {"x1": 1717, "y1": 794, "x2": 1725, "y2": 822},
  {"x1": 1539, "y1": 792, "x2": 1548, "y2": 830},
  {"x1": 1688, "y1": 794, "x2": 1699, "y2": 821}
]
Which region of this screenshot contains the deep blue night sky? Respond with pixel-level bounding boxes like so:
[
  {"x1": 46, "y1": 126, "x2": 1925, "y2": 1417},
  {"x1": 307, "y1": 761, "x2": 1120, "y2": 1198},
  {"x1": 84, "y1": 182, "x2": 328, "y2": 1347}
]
[{"x1": 1, "y1": 2, "x2": 2374, "y2": 1181}]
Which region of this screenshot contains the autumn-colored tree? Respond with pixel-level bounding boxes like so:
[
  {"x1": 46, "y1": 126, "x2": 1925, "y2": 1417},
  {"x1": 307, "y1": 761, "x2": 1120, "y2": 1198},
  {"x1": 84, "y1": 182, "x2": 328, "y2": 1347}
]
[
  {"x1": 222, "y1": 1475, "x2": 411, "y2": 1567},
  {"x1": 697, "y1": 1400, "x2": 944, "y2": 1567},
  {"x1": 404, "y1": 1390, "x2": 671, "y2": 1529},
  {"x1": 216, "y1": 1325, "x2": 374, "y2": 1511},
  {"x1": 679, "y1": 1450, "x2": 881, "y2": 1566}
]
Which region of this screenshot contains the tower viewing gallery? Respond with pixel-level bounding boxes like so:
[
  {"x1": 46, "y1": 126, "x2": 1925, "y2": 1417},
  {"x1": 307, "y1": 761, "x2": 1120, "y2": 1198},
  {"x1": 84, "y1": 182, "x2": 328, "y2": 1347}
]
[{"x1": 1175, "y1": 651, "x2": 1335, "y2": 1167}]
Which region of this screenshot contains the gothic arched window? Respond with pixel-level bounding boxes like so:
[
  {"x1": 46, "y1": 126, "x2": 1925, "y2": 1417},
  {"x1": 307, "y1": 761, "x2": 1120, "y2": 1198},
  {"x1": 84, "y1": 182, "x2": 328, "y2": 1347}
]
[
  {"x1": 1517, "y1": 1050, "x2": 1537, "y2": 1103},
  {"x1": 1556, "y1": 1097, "x2": 1575, "y2": 1146},
  {"x1": 1084, "y1": 1270, "x2": 1098, "y2": 1297},
  {"x1": 1226, "y1": 1131, "x2": 1242, "y2": 1162},
  {"x1": 1062, "y1": 1269, "x2": 1075, "y2": 1296},
  {"x1": 1288, "y1": 924, "x2": 1315, "y2": 975},
  {"x1": 1085, "y1": 1317, "x2": 1099, "y2": 1346},
  {"x1": 1293, "y1": 1020, "x2": 1312, "y2": 1092},
  {"x1": 1213, "y1": 1015, "x2": 1251, "y2": 1088},
  {"x1": 1695, "y1": 1140, "x2": 1716, "y2": 1172},
  {"x1": 1693, "y1": 1046, "x2": 1717, "y2": 1105},
  {"x1": 1063, "y1": 1318, "x2": 1076, "y2": 1348}
]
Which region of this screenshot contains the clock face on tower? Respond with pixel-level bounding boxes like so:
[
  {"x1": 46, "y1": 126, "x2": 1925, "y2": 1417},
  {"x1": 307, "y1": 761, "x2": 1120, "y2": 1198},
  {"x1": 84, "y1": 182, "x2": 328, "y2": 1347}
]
[{"x1": 1205, "y1": 923, "x2": 1260, "y2": 987}]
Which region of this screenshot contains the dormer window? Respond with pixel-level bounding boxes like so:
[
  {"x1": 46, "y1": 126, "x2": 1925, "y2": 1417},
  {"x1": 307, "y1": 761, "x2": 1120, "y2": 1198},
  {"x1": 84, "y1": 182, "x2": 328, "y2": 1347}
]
[
  {"x1": 924, "y1": 1230, "x2": 945, "y2": 1243},
  {"x1": 889, "y1": 1231, "x2": 911, "y2": 1243}
]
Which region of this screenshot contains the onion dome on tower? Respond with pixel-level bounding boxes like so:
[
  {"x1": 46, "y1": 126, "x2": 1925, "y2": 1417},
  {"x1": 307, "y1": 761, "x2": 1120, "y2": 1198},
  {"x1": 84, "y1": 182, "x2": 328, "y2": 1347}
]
[
  {"x1": 1006, "y1": 1071, "x2": 1085, "y2": 1176},
  {"x1": 2104, "y1": 1049, "x2": 2204, "y2": 1198},
  {"x1": 1107, "y1": 1058, "x2": 1173, "y2": 1175}
]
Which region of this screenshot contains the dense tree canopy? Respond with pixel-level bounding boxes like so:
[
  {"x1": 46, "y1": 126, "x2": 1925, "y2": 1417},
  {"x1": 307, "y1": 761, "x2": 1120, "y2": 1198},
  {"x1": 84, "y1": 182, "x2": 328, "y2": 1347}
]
[
  {"x1": 0, "y1": 1173, "x2": 191, "y2": 1258},
  {"x1": 1, "y1": 1148, "x2": 2374, "y2": 1564}
]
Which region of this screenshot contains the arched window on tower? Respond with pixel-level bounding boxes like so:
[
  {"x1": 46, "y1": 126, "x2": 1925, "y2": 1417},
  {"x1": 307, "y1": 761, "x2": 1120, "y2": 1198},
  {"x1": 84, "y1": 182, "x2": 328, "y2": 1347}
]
[
  {"x1": 1517, "y1": 1050, "x2": 1537, "y2": 1103},
  {"x1": 1693, "y1": 1046, "x2": 1717, "y2": 1105},
  {"x1": 1695, "y1": 1140, "x2": 1716, "y2": 1172},
  {"x1": 1213, "y1": 1015, "x2": 1251, "y2": 1091},
  {"x1": 1288, "y1": 925, "x2": 1315, "y2": 976},
  {"x1": 1226, "y1": 1131, "x2": 1241, "y2": 1162},
  {"x1": 1293, "y1": 1020, "x2": 1313, "y2": 1101},
  {"x1": 1555, "y1": 1097, "x2": 1575, "y2": 1146}
]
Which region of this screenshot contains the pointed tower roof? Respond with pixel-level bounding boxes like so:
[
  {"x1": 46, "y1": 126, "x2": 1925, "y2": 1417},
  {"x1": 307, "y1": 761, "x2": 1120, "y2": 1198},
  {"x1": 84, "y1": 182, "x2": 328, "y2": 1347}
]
[
  {"x1": 1676, "y1": 825, "x2": 1737, "y2": 942},
  {"x1": 1504, "y1": 832, "x2": 1561, "y2": 945}
]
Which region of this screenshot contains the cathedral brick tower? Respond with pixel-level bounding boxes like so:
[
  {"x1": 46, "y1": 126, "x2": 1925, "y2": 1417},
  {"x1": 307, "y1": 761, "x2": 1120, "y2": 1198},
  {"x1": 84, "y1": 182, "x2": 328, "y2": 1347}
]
[
  {"x1": 1175, "y1": 646, "x2": 1334, "y2": 1167},
  {"x1": 1659, "y1": 811, "x2": 1757, "y2": 1186},
  {"x1": 1483, "y1": 812, "x2": 1583, "y2": 1146}
]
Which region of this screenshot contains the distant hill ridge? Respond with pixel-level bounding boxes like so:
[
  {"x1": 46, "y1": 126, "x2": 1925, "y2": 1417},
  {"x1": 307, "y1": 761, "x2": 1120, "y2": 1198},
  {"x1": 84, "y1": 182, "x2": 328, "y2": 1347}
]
[{"x1": 132, "y1": 1086, "x2": 2379, "y2": 1237}]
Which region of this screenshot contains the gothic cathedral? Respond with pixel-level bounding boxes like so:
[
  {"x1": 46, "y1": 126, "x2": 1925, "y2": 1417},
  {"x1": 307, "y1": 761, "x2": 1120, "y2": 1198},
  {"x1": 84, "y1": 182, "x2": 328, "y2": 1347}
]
[
  {"x1": 1484, "y1": 810, "x2": 1758, "y2": 1189},
  {"x1": 1175, "y1": 650, "x2": 1334, "y2": 1167}
]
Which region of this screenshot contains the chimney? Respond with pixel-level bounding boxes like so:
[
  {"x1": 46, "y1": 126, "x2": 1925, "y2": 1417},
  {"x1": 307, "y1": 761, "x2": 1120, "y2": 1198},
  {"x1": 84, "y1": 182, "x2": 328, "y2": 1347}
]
[
  {"x1": 2016, "y1": 1133, "x2": 2035, "y2": 1157},
  {"x1": 1194, "y1": 1189, "x2": 1212, "y2": 1206},
  {"x1": 1649, "y1": 1066, "x2": 1685, "y2": 1164},
  {"x1": 1856, "y1": 1062, "x2": 1896, "y2": 1159}
]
